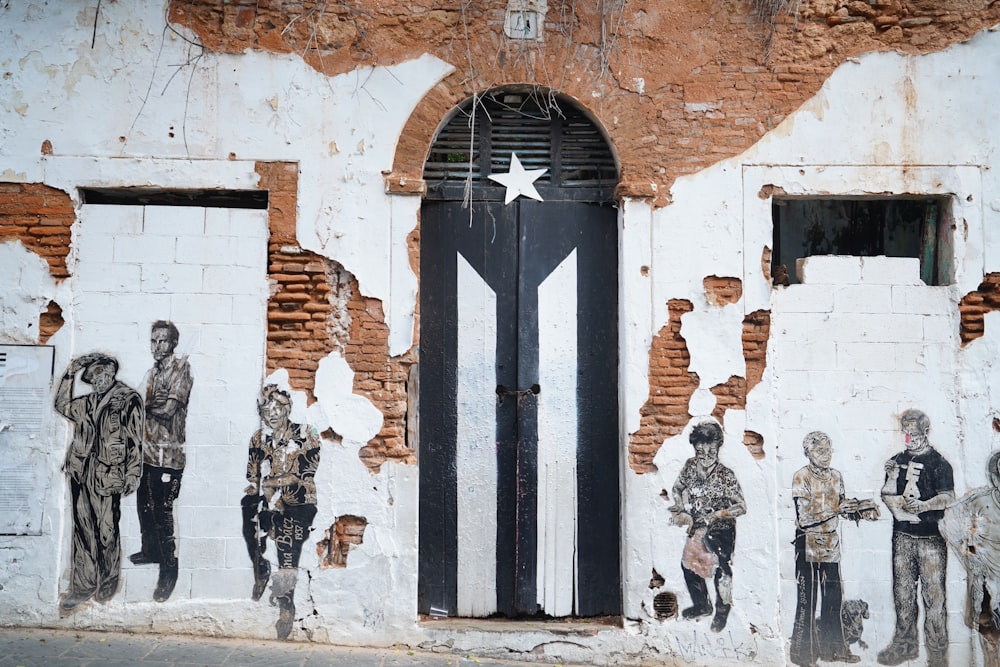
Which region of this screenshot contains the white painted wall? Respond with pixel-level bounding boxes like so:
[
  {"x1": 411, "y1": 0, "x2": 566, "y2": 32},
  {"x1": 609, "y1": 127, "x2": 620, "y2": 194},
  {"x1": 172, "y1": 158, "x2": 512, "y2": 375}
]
[{"x1": 1, "y1": 0, "x2": 999, "y2": 664}]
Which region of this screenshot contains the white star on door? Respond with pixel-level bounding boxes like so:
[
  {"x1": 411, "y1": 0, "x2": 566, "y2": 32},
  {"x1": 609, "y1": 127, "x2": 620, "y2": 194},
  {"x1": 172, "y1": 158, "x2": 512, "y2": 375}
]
[{"x1": 488, "y1": 152, "x2": 548, "y2": 205}]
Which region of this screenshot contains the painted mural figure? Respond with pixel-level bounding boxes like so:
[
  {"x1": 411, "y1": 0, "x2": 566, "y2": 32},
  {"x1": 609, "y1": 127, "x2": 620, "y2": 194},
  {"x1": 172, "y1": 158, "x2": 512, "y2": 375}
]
[
  {"x1": 877, "y1": 409, "x2": 954, "y2": 667},
  {"x1": 941, "y1": 450, "x2": 1000, "y2": 667},
  {"x1": 669, "y1": 421, "x2": 746, "y2": 632},
  {"x1": 789, "y1": 431, "x2": 879, "y2": 667},
  {"x1": 241, "y1": 385, "x2": 320, "y2": 640},
  {"x1": 131, "y1": 320, "x2": 193, "y2": 602},
  {"x1": 55, "y1": 353, "x2": 143, "y2": 611}
]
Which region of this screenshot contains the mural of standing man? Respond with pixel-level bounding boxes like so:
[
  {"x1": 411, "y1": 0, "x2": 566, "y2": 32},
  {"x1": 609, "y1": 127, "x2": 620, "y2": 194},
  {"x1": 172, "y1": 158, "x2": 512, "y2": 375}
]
[
  {"x1": 941, "y1": 450, "x2": 1000, "y2": 667},
  {"x1": 130, "y1": 320, "x2": 193, "y2": 602},
  {"x1": 878, "y1": 409, "x2": 954, "y2": 667},
  {"x1": 55, "y1": 353, "x2": 143, "y2": 611},
  {"x1": 669, "y1": 421, "x2": 746, "y2": 633},
  {"x1": 241, "y1": 385, "x2": 320, "y2": 640},
  {"x1": 789, "y1": 431, "x2": 879, "y2": 667}
]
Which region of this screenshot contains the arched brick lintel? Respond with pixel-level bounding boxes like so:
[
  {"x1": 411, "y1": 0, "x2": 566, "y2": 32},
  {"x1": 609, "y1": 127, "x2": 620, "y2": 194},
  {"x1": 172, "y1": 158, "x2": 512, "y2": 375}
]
[{"x1": 384, "y1": 79, "x2": 636, "y2": 199}]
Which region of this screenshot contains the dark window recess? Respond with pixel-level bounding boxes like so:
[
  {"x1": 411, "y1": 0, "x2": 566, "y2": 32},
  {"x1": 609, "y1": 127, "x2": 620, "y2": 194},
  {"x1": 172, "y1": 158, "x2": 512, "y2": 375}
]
[
  {"x1": 771, "y1": 197, "x2": 952, "y2": 286},
  {"x1": 79, "y1": 187, "x2": 268, "y2": 209},
  {"x1": 424, "y1": 88, "x2": 618, "y2": 203}
]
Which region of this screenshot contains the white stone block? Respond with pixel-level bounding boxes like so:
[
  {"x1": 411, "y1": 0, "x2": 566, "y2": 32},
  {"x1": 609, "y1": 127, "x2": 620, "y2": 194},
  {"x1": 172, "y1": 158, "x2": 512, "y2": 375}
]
[
  {"x1": 140, "y1": 263, "x2": 205, "y2": 294},
  {"x1": 772, "y1": 339, "x2": 836, "y2": 371},
  {"x1": 837, "y1": 342, "x2": 897, "y2": 372},
  {"x1": 177, "y1": 506, "x2": 241, "y2": 539},
  {"x1": 175, "y1": 235, "x2": 236, "y2": 265},
  {"x1": 796, "y1": 255, "x2": 862, "y2": 284},
  {"x1": 923, "y1": 314, "x2": 958, "y2": 343},
  {"x1": 81, "y1": 204, "x2": 143, "y2": 236},
  {"x1": 73, "y1": 229, "x2": 115, "y2": 263},
  {"x1": 144, "y1": 205, "x2": 206, "y2": 236},
  {"x1": 231, "y1": 294, "x2": 267, "y2": 323},
  {"x1": 114, "y1": 234, "x2": 177, "y2": 263},
  {"x1": 835, "y1": 401, "x2": 900, "y2": 432},
  {"x1": 225, "y1": 539, "x2": 254, "y2": 569},
  {"x1": 97, "y1": 292, "x2": 172, "y2": 324},
  {"x1": 204, "y1": 208, "x2": 234, "y2": 236},
  {"x1": 860, "y1": 256, "x2": 921, "y2": 285},
  {"x1": 235, "y1": 235, "x2": 268, "y2": 268},
  {"x1": 229, "y1": 209, "x2": 270, "y2": 239},
  {"x1": 829, "y1": 313, "x2": 926, "y2": 343},
  {"x1": 179, "y1": 537, "x2": 226, "y2": 570},
  {"x1": 891, "y1": 284, "x2": 953, "y2": 315},
  {"x1": 168, "y1": 293, "x2": 233, "y2": 324},
  {"x1": 76, "y1": 262, "x2": 142, "y2": 291},
  {"x1": 120, "y1": 568, "x2": 162, "y2": 602},
  {"x1": 833, "y1": 284, "x2": 892, "y2": 313},
  {"x1": 893, "y1": 343, "x2": 929, "y2": 372},
  {"x1": 771, "y1": 311, "x2": 833, "y2": 339},
  {"x1": 771, "y1": 285, "x2": 834, "y2": 313},
  {"x1": 203, "y1": 265, "x2": 266, "y2": 295}
]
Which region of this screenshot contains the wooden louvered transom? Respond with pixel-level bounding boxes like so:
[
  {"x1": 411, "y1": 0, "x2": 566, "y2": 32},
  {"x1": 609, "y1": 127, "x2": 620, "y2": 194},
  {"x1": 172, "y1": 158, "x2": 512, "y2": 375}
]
[{"x1": 424, "y1": 89, "x2": 618, "y2": 203}]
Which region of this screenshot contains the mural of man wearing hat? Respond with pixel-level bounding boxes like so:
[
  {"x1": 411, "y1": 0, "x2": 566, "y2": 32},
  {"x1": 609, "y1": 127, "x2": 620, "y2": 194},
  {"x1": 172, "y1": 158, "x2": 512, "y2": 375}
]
[{"x1": 55, "y1": 352, "x2": 143, "y2": 611}]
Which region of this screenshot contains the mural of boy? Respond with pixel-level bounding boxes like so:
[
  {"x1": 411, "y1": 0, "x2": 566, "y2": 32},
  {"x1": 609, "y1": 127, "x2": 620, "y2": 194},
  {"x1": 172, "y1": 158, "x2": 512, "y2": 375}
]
[
  {"x1": 878, "y1": 409, "x2": 954, "y2": 667},
  {"x1": 241, "y1": 385, "x2": 321, "y2": 640},
  {"x1": 789, "y1": 431, "x2": 879, "y2": 667},
  {"x1": 131, "y1": 320, "x2": 193, "y2": 602},
  {"x1": 669, "y1": 421, "x2": 746, "y2": 632},
  {"x1": 54, "y1": 353, "x2": 143, "y2": 611},
  {"x1": 941, "y1": 450, "x2": 1000, "y2": 667}
]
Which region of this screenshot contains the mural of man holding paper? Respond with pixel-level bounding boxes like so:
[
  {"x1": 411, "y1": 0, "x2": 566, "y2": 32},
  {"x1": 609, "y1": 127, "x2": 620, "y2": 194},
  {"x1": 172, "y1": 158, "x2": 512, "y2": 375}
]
[
  {"x1": 878, "y1": 409, "x2": 954, "y2": 667},
  {"x1": 789, "y1": 431, "x2": 879, "y2": 666}
]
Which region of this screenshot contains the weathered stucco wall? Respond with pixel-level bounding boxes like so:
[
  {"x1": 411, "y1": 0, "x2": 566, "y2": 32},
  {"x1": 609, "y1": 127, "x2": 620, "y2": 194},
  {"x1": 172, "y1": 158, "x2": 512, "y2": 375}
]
[{"x1": 1, "y1": 0, "x2": 999, "y2": 665}]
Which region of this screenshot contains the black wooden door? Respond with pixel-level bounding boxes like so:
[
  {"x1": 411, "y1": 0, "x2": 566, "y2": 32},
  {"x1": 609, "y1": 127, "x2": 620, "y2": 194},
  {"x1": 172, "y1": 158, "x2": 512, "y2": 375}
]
[{"x1": 418, "y1": 198, "x2": 620, "y2": 618}]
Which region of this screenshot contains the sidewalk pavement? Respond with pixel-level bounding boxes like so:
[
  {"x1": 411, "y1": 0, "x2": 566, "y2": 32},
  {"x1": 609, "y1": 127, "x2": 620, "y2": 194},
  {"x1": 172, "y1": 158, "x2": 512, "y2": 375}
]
[{"x1": 0, "y1": 628, "x2": 583, "y2": 667}]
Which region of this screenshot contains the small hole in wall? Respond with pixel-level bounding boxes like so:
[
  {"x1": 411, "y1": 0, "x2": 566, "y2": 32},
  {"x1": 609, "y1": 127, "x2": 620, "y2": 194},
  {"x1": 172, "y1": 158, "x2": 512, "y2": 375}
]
[
  {"x1": 316, "y1": 515, "x2": 368, "y2": 568},
  {"x1": 653, "y1": 592, "x2": 678, "y2": 620}
]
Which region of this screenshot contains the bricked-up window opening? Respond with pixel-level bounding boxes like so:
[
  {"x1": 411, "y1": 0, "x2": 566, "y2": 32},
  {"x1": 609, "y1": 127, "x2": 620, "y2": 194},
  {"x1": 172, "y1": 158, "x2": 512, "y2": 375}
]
[
  {"x1": 79, "y1": 187, "x2": 268, "y2": 209},
  {"x1": 771, "y1": 197, "x2": 952, "y2": 286}
]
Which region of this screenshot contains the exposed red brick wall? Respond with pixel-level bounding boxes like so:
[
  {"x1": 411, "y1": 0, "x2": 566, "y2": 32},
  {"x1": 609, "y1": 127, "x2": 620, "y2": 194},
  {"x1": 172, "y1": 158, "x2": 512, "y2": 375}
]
[
  {"x1": 628, "y1": 299, "x2": 697, "y2": 474},
  {"x1": 316, "y1": 515, "x2": 369, "y2": 568},
  {"x1": 704, "y1": 276, "x2": 743, "y2": 306},
  {"x1": 743, "y1": 309, "x2": 771, "y2": 392},
  {"x1": 0, "y1": 183, "x2": 74, "y2": 280},
  {"x1": 345, "y1": 282, "x2": 417, "y2": 472},
  {"x1": 38, "y1": 300, "x2": 64, "y2": 343},
  {"x1": 257, "y1": 161, "x2": 416, "y2": 472},
  {"x1": 744, "y1": 430, "x2": 765, "y2": 460},
  {"x1": 169, "y1": 1, "x2": 998, "y2": 207},
  {"x1": 960, "y1": 273, "x2": 1000, "y2": 346},
  {"x1": 711, "y1": 375, "x2": 748, "y2": 425}
]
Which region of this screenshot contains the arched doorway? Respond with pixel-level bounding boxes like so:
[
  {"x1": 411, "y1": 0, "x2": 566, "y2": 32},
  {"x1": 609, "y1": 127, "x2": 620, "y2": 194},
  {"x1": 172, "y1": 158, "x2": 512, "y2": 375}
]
[{"x1": 418, "y1": 88, "x2": 620, "y2": 618}]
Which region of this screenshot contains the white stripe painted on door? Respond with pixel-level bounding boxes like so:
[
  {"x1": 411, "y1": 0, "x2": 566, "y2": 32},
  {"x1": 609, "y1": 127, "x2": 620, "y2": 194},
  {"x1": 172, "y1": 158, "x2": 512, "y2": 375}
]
[
  {"x1": 536, "y1": 249, "x2": 579, "y2": 616},
  {"x1": 455, "y1": 253, "x2": 499, "y2": 617}
]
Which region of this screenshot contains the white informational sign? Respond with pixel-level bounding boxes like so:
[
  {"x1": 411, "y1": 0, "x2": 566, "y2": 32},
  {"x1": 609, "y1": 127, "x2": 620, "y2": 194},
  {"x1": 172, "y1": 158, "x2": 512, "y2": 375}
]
[{"x1": 0, "y1": 345, "x2": 55, "y2": 535}]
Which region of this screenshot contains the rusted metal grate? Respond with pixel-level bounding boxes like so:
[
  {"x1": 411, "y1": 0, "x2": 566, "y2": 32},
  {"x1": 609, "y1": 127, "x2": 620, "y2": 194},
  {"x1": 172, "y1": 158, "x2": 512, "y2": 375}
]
[{"x1": 653, "y1": 591, "x2": 678, "y2": 620}]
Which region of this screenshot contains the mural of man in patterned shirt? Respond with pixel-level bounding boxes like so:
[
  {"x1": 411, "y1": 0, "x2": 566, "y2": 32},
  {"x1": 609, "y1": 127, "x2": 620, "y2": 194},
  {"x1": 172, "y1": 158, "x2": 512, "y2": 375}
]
[
  {"x1": 878, "y1": 409, "x2": 955, "y2": 667},
  {"x1": 130, "y1": 320, "x2": 193, "y2": 602},
  {"x1": 241, "y1": 385, "x2": 321, "y2": 640},
  {"x1": 55, "y1": 353, "x2": 143, "y2": 611},
  {"x1": 669, "y1": 421, "x2": 746, "y2": 632}
]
